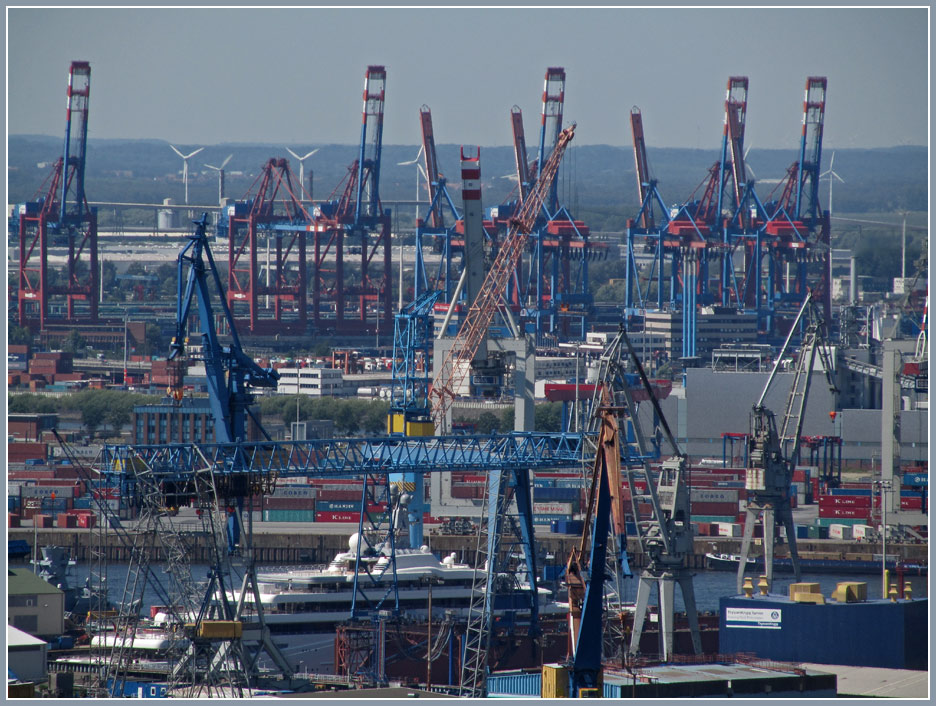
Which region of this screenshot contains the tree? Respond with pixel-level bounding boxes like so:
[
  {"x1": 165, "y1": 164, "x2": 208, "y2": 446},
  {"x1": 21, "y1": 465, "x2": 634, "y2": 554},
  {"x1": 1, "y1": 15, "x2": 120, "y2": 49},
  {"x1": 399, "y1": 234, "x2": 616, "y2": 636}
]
[
  {"x1": 534, "y1": 402, "x2": 563, "y2": 432},
  {"x1": 9, "y1": 325, "x2": 32, "y2": 346},
  {"x1": 475, "y1": 411, "x2": 502, "y2": 434},
  {"x1": 143, "y1": 323, "x2": 164, "y2": 357},
  {"x1": 61, "y1": 329, "x2": 87, "y2": 355}
]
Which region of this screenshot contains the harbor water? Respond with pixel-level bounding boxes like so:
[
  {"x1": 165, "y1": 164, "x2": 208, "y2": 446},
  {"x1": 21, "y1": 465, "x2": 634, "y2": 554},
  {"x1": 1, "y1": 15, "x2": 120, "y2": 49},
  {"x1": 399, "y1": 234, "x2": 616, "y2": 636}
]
[{"x1": 68, "y1": 561, "x2": 928, "y2": 615}]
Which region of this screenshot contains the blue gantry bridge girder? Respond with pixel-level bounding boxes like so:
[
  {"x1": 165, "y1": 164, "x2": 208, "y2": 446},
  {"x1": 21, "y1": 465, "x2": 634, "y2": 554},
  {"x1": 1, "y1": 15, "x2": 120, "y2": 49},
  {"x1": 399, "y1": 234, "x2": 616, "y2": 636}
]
[{"x1": 95, "y1": 432, "x2": 620, "y2": 485}]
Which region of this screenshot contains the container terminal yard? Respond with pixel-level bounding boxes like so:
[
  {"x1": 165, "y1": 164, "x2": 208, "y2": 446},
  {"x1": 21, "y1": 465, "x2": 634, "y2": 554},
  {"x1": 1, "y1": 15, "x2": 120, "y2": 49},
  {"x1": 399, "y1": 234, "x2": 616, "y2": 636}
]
[{"x1": 7, "y1": 59, "x2": 928, "y2": 701}]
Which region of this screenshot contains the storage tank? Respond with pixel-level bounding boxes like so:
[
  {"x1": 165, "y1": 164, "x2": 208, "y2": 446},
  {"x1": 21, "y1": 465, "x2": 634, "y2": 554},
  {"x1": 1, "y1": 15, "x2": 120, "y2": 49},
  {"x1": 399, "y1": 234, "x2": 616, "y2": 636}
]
[{"x1": 158, "y1": 198, "x2": 177, "y2": 231}]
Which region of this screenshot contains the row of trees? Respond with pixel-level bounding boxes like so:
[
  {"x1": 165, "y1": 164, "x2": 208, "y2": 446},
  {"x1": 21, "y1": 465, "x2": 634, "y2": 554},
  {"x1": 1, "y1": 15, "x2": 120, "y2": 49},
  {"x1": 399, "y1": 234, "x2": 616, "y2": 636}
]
[
  {"x1": 9, "y1": 390, "x2": 155, "y2": 439},
  {"x1": 258, "y1": 395, "x2": 391, "y2": 436}
]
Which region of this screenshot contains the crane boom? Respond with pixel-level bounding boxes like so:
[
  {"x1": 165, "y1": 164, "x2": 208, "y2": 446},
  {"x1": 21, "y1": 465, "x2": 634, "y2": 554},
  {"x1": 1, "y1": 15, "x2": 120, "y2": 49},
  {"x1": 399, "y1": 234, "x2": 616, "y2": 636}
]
[
  {"x1": 630, "y1": 107, "x2": 652, "y2": 229},
  {"x1": 510, "y1": 105, "x2": 532, "y2": 202},
  {"x1": 419, "y1": 105, "x2": 444, "y2": 228},
  {"x1": 429, "y1": 124, "x2": 575, "y2": 426}
]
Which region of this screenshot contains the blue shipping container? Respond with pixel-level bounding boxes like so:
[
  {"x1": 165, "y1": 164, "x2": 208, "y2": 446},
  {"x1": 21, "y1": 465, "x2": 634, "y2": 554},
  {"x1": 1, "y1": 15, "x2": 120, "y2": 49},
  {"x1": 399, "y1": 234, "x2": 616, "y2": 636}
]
[
  {"x1": 533, "y1": 487, "x2": 580, "y2": 502},
  {"x1": 903, "y1": 473, "x2": 927, "y2": 487},
  {"x1": 486, "y1": 671, "x2": 541, "y2": 697}
]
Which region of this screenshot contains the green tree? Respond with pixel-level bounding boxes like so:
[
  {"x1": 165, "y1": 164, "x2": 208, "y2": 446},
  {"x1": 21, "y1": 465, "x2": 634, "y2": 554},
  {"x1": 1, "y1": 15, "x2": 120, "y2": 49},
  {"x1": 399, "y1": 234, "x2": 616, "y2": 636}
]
[
  {"x1": 61, "y1": 329, "x2": 87, "y2": 355},
  {"x1": 9, "y1": 325, "x2": 32, "y2": 346},
  {"x1": 534, "y1": 402, "x2": 563, "y2": 432},
  {"x1": 8, "y1": 393, "x2": 59, "y2": 414},
  {"x1": 475, "y1": 411, "x2": 502, "y2": 434}
]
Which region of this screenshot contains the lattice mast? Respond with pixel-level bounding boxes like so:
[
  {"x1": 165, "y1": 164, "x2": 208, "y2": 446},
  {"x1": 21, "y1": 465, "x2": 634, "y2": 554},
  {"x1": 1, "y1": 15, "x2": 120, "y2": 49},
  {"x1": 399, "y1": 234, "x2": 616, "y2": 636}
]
[{"x1": 429, "y1": 124, "x2": 575, "y2": 427}]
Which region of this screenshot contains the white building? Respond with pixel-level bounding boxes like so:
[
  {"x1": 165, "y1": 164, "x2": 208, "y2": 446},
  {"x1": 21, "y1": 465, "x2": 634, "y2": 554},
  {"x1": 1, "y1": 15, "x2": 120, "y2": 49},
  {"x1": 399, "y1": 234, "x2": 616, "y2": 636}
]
[
  {"x1": 276, "y1": 367, "x2": 351, "y2": 397},
  {"x1": 7, "y1": 625, "x2": 47, "y2": 684}
]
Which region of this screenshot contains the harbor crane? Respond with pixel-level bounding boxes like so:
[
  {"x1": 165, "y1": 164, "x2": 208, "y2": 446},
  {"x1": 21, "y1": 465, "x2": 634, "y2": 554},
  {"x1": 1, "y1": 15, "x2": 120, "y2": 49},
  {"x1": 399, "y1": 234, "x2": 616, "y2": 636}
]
[
  {"x1": 737, "y1": 291, "x2": 838, "y2": 593},
  {"x1": 567, "y1": 326, "x2": 700, "y2": 697},
  {"x1": 429, "y1": 123, "x2": 575, "y2": 428},
  {"x1": 16, "y1": 60, "x2": 98, "y2": 329}
]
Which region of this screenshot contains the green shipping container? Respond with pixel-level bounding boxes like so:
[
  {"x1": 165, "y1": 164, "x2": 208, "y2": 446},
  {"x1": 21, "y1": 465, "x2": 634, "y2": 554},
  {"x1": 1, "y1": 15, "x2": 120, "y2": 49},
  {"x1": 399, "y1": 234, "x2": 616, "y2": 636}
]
[
  {"x1": 263, "y1": 509, "x2": 317, "y2": 522},
  {"x1": 690, "y1": 515, "x2": 737, "y2": 523},
  {"x1": 816, "y1": 517, "x2": 869, "y2": 528}
]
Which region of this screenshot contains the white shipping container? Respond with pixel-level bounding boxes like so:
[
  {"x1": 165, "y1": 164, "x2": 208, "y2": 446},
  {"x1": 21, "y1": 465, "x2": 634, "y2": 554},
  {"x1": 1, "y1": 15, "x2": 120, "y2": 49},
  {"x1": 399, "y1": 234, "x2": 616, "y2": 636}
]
[
  {"x1": 828, "y1": 523, "x2": 853, "y2": 540},
  {"x1": 271, "y1": 486, "x2": 317, "y2": 499},
  {"x1": 717, "y1": 522, "x2": 741, "y2": 537},
  {"x1": 533, "y1": 502, "x2": 573, "y2": 516},
  {"x1": 851, "y1": 524, "x2": 872, "y2": 540},
  {"x1": 690, "y1": 488, "x2": 739, "y2": 503},
  {"x1": 19, "y1": 485, "x2": 61, "y2": 498}
]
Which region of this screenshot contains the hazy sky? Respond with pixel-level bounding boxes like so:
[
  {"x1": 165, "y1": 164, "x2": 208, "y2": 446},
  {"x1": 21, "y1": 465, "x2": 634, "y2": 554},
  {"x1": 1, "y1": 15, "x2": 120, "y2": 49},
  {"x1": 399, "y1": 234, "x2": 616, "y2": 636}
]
[{"x1": 7, "y1": 7, "x2": 929, "y2": 150}]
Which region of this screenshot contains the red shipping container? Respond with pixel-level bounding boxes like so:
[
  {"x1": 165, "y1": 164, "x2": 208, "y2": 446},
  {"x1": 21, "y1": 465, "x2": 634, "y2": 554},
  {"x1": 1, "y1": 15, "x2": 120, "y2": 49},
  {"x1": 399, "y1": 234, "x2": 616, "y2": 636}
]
[
  {"x1": 34, "y1": 514, "x2": 53, "y2": 528},
  {"x1": 690, "y1": 502, "x2": 739, "y2": 516},
  {"x1": 819, "y1": 494, "x2": 871, "y2": 508},
  {"x1": 314, "y1": 511, "x2": 361, "y2": 523},
  {"x1": 313, "y1": 490, "x2": 362, "y2": 501},
  {"x1": 693, "y1": 522, "x2": 710, "y2": 536},
  {"x1": 77, "y1": 514, "x2": 97, "y2": 529},
  {"x1": 263, "y1": 497, "x2": 317, "y2": 510},
  {"x1": 9, "y1": 513, "x2": 20, "y2": 528},
  {"x1": 67, "y1": 509, "x2": 94, "y2": 516},
  {"x1": 818, "y1": 506, "x2": 871, "y2": 519},
  {"x1": 57, "y1": 513, "x2": 77, "y2": 528},
  {"x1": 901, "y1": 496, "x2": 923, "y2": 510}
]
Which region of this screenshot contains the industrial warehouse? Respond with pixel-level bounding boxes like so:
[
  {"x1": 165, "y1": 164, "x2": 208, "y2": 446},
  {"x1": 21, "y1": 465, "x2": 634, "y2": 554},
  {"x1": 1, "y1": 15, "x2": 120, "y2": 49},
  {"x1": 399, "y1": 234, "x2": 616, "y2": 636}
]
[{"x1": 6, "y1": 7, "x2": 929, "y2": 702}]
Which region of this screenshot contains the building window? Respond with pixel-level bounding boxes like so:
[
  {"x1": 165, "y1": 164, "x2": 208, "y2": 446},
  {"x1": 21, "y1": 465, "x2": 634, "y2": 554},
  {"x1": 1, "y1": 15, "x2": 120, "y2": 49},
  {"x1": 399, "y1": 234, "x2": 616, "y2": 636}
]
[{"x1": 9, "y1": 594, "x2": 37, "y2": 607}]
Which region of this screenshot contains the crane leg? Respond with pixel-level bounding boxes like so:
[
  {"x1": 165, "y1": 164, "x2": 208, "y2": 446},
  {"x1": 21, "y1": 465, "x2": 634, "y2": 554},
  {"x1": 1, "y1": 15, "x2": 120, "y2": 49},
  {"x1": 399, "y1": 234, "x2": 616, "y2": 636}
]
[
  {"x1": 780, "y1": 501, "x2": 802, "y2": 583},
  {"x1": 629, "y1": 575, "x2": 653, "y2": 655},
  {"x1": 659, "y1": 577, "x2": 675, "y2": 661},
  {"x1": 764, "y1": 506, "x2": 775, "y2": 591},
  {"x1": 737, "y1": 506, "x2": 759, "y2": 594},
  {"x1": 677, "y1": 574, "x2": 703, "y2": 655}
]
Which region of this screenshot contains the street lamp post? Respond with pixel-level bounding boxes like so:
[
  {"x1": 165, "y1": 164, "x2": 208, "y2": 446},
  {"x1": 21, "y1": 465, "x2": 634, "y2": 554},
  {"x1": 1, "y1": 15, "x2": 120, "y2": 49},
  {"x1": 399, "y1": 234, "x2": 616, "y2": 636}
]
[{"x1": 873, "y1": 479, "x2": 893, "y2": 599}]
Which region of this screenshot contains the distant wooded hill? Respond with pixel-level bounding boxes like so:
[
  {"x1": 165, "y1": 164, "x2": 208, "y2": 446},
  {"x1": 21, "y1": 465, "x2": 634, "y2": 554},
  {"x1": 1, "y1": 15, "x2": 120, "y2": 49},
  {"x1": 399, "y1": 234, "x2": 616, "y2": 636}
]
[{"x1": 8, "y1": 136, "x2": 926, "y2": 230}]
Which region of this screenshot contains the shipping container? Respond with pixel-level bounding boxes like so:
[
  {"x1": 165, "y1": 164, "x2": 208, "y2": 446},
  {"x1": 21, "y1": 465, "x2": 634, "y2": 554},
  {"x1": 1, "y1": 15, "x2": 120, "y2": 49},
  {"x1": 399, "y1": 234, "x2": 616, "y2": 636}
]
[
  {"x1": 533, "y1": 487, "x2": 580, "y2": 502},
  {"x1": 690, "y1": 515, "x2": 737, "y2": 524},
  {"x1": 263, "y1": 509, "x2": 318, "y2": 523},
  {"x1": 315, "y1": 489, "x2": 362, "y2": 501},
  {"x1": 263, "y1": 497, "x2": 317, "y2": 511},
  {"x1": 818, "y1": 506, "x2": 871, "y2": 519},
  {"x1": 815, "y1": 517, "x2": 867, "y2": 528},
  {"x1": 690, "y1": 488, "x2": 739, "y2": 503},
  {"x1": 691, "y1": 502, "x2": 739, "y2": 516},
  {"x1": 532, "y1": 502, "x2": 573, "y2": 516},
  {"x1": 716, "y1": 522, "x2": 742, "y2": 537},
  {"x1": 827, "y1": 523, "x2": 853, "y2": 540},
  {"x1": 269, "y1": 486, "x2": 317, "y2": 499}
]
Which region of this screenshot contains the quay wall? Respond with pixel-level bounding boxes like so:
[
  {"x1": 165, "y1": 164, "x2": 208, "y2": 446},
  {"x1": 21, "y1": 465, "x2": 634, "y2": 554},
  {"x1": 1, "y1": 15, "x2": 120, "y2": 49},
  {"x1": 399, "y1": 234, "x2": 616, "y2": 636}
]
[{"x1": 8, "y1": 528, "x2": 927, "y2": 568}]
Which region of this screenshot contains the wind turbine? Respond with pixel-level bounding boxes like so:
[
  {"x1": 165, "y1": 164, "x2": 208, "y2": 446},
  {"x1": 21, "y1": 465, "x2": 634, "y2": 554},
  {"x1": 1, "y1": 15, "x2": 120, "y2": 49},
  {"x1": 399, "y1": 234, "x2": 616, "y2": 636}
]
[
  {"x1": 169, "y1": 144, "x2": 204, "y2": 206},
  {"x1": 285, "y1": 147, "x2": 319, "y2": 202},
  {"x1": 820, "y1": 151, "x2": 845, "y2": 214},
  {"x1": 398, "y1": 145, "x2": 427, "y2": 204},
  {"x1": 204, "y1": 154, "x2": 233, "y2": 205}
]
